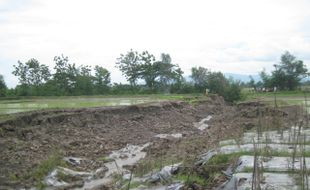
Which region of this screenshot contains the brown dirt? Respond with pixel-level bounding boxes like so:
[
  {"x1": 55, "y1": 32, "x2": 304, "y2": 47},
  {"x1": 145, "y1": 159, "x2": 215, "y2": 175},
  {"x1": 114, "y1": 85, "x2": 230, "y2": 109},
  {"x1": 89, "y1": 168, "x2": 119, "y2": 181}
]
[{"x1": 0, "y1": 95, "x2": 300, "y2": 189}]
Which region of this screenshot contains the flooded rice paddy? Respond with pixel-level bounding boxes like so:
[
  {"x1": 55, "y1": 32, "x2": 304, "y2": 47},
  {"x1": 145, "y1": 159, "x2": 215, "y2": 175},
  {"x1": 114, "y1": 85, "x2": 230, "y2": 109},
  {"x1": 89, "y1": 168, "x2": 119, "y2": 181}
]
[{"x1": 0, "y1": 96, "x2": 165, "y2": 115}]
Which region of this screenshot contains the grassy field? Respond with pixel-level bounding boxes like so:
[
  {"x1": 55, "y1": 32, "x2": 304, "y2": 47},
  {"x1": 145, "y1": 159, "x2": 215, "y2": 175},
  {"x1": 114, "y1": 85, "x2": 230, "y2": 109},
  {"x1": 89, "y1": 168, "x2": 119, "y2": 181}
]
[
  {"x1": 244, "y1": 90, "x2": 310, "y2": 106},
  {"x1": 1, "y1": 90, "x2": 309, "y2": 116},
  {"x1": 0, "y1": 94, "x2": 200, "y2": 115}
]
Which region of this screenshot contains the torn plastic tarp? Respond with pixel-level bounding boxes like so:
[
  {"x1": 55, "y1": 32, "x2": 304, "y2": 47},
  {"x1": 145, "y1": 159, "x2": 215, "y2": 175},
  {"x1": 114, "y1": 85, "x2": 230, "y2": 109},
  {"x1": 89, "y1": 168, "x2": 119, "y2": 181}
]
[
  {"x1": 195, "y1": 149, "x2": 217, "y2": 166},
  {"x1": 147, "y1": 164, "x2": 181, "y2": 183}
]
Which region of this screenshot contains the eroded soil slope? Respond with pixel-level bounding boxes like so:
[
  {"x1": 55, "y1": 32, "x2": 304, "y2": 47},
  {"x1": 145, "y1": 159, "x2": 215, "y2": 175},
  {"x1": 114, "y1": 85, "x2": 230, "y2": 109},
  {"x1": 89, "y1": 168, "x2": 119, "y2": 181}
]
[{"x1": 0, "y1": 95, "x2": 299, "y2": 189}]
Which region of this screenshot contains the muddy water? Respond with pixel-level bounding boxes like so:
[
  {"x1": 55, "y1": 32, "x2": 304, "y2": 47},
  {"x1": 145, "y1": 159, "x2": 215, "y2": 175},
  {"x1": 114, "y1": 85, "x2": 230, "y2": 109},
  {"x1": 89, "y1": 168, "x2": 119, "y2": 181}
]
[
  {"x1": 105, "y1": 143, "x2": 150, "y2": 177},
  {"x1": 217, "y1": 126, "x2": 310, "y2": 189},
  {"x1": 0, "y1": 97, "x2": 161, "y2": 114},
  {"x1": 218, "y1": 126, "x2": 310, "y2": 154},
  {"x1": 44, "y1": 143, "x2": 150, "y2": 190},
  {"x1": 236, "y1": 155, "x2": 310, "y2": 172},
  {"x1": 235, "y1": 172, "x2": 304, "y2": 190},
  {"x1": 219, "y1": 143, "x2": 310, "y2": 154},
  {"x1": 79, "y1": 143, "x2": 150, "y2": 189}
]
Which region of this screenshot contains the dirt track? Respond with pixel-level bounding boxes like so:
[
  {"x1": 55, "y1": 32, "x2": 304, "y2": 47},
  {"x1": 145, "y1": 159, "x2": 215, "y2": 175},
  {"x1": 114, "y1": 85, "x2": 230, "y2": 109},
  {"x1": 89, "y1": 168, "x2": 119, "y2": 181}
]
[{"x1": 0, "y1": 95, "x2": 299, "y2": 189}]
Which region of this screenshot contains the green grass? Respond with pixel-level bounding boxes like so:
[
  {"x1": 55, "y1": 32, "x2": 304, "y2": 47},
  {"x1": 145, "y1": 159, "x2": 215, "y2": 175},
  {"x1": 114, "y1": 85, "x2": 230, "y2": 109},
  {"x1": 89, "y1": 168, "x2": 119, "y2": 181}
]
[
  {"x1": 9, "y1": 173, "x2": 18, "y2": 181},
  {"x1": 246, "y1": 90, "x2": 305, "y2": 97},
  {"x1": 31, "y1": 151, "x2": 66, "y2": 189},
  {"x1": 0, "y1": 114, "x2": 16, "y2": 122},
  {"x1": 174, "y1": 173, "x2": 207, "y2": 186},
  {"x1": 134, "y1": 156, "x2": 181, "y2": 177},
  {"x1": 0, "y1": 128, "x2": 3, "y2": 136},
  {"x1": 56, "y1": 170, "x2": 71, "y2": 182},
  {"x1": 96, "y1": 156, "x2": 114, "y2": 163},
  {"x1": 171, "y1": 153, "x2": 241, "y2": 188},
  {"x1": 243, "y1": 90, "x2": 310, "y2": 106},
  {"x1": 207, "y1": 154, "x2": 231, "y2": 165}
]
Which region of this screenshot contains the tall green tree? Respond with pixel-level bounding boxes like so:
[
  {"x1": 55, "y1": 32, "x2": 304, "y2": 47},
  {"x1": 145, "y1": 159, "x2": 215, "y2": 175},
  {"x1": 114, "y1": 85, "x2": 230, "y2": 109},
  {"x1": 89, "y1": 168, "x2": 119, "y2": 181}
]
[
  {"x1": 75, "y1": 65, "x2": 94, "y2": 95},
  {"x1": 139, "y1": 52, "x2": 182, "y2": 90},
  {"x1": 94, "y1": 65, "x2": 111, "y2": 94},
  {"x1": 248, "y1": 75, "x2": 256, "y2": 90},
  {"x1": 139, "y1": 51, "x2": 156, "y2": 89},
  {"x1": 260, "y1": 51, "x2": 308, "y2": 90},
  {"x1": 116, "y1": 49, "x2": 141, "y2": 86},
  {"x1": 53, "y1": 55, "x2": 79, "y2": 95},
  {"x1": 157, "y1": 53, "x2": 183, "y2": 88},
  {"x1": 206, "y1": 71, "x2": 228, "y2": 96},
  {"x1": 224, "y1": 80, "x2": 242, "y2": 102},
  {"x1": 116, "y1": 50, "x2": 183, "y2": 91},
  {"x1": 190, "y1": 67, "x2": 242, "y2": 102},
  {"x1": 12, "y1": 58, "x2": 51, "y2": 95},
  {"x1": 0, "y1": 74, "x2": 7, "y2": 97},
  {"x1": 259, "y1": 69, "x2": 273, "y2": 88},
  {"x1": 273, "y1": 51, "x2": 308, "y2": 90},
  {"x1": 12, "y1": 59, "x2": 51, "y2": 86},
  {"x1": 190, "y1": 67, "x2": 209, "y2": 92}
]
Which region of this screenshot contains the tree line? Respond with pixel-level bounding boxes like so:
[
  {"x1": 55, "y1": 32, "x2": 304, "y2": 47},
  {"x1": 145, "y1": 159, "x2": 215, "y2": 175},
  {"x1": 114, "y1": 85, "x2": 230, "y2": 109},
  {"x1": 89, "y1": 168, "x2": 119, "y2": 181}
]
[
  {"x1": 0, "y1": 50, "x2": 307, "y2": 102},
  {"x1": 248, "y1": 51, "x2": 308, "y2": 91},
  {"x1": 6, "y1": 55, "x2": 110, "y2": 96}
]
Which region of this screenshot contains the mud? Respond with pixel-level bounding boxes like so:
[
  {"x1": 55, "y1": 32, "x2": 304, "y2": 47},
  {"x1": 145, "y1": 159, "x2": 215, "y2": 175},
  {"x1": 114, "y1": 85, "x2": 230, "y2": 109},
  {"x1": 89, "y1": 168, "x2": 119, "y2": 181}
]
[{"x1": 0, "y1": 95, "x2": 298, "y2": 189}]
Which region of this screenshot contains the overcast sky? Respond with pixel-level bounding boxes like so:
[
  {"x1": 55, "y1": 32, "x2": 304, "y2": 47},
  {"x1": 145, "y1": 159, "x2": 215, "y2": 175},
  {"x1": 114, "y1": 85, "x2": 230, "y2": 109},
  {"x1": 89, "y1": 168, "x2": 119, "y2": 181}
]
[{"x1": 1, "y1": 0, "x2": 310, "y2": 87}]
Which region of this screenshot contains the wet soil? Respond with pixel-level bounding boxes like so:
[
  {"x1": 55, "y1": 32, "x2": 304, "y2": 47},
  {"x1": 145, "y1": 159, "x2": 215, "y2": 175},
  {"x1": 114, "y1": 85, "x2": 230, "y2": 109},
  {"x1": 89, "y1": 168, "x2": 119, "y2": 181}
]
[{"x1": 0, "y1": 95, "x2": 300, "y2": 189}]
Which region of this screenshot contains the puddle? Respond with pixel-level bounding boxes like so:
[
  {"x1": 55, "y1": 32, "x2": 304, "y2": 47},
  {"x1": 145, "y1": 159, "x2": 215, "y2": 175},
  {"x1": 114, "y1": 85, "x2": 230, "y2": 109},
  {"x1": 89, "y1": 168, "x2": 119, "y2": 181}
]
[
  {"x1": 45, "y1": 167, "x2": 93, "y2": 189},
  {"x1": 220, "y1": 127, "x2": 310, "y2": 146},
  {"x1": 236, "y1": 155, "x2": 310, "y2": 172},
  {"x1": 132, "y1": 182, "x2": 183, "y2": 190},
  {"x1": 242, "y1": 128, "x2": 310, "y2": 144},
  {"x1": 194, "y1": 115, "x2": 212, "y2": 131},
  {"x1": 45, "y1": 169, "x2": 68, "y2": 187},
  {"x1": 234, "y1": 172, "x2": 306, "y2": 190},
  {"x1": 81, "y1": 143, "x2": 150, "y2": 189},
  {"x1": 218, "y1": 143, "x2": 310, "y2": 154},
  {"x1": 105, "y1": 143, "x2": 150, "y2": 177},
  {"x1": 216, "y1": 126, "x2": 310, "y2": 189},
  {"x1": 44, "y1": 143, "x2": 150, "y2": 190},
  {"x1": 154, "y1": 133, "x2": 183, "y2": 139}
]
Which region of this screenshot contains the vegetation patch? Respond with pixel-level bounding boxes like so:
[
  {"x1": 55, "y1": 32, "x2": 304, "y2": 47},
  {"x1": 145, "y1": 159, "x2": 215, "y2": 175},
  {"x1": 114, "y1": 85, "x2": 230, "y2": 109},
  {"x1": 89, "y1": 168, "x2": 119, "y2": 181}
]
[
  {"x1": 96, "y1": 156, "x2": 114, "y2": 163},
  {"x1": 134, "y1": 156, "x2": 181, "y2": 177},
  {"x1": 0, "y1": 114, "x2": 16, "y2": 122},
  {"x1": 174, "y1": 173, "x2": 207, "y2": 187},
  {"x1": 31, "y1": 151, "x2": 66, "y2": 189}
]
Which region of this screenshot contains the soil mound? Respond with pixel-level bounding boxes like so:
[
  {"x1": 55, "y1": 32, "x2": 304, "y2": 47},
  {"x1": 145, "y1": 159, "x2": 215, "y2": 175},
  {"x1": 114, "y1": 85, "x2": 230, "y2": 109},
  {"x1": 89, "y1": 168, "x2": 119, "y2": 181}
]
[{"x1": 0, "y1": 95, "x2": 297, "y2": 189}]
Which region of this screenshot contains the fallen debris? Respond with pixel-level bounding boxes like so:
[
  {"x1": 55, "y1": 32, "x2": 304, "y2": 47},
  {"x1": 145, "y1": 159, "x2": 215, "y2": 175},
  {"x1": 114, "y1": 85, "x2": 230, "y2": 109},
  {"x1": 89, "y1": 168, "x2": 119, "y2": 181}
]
[
  {"x1": 147, "y1": 163, "x2": 181, "y2": 183},
  {"x1": 194, "y1": 115, "x2": 212, "y2": 131},
  {"x1": 195, "y1": 149, "x2": 217, "y2": 166}
]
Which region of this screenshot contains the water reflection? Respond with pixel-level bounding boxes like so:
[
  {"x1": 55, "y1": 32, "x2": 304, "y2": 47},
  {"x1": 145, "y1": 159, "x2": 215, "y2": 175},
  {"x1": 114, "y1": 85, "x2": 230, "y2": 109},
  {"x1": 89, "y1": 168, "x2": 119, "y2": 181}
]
[{"x1": 0, "y1": 97, "x2": 161, "y2": 115}]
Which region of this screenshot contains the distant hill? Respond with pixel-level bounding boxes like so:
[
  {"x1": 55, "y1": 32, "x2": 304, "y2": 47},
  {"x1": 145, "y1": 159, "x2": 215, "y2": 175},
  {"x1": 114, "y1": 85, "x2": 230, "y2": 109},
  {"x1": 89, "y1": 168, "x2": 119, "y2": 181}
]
[
  {"x1": 183, "y1": 73, "x2": 310, "y2": 84},
  {"x1": 184, "y1": 73, "x2": 261, "y2": 83},
  {"x1": 224, "y1": 73, "x2": 261, "y2": 82}
]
